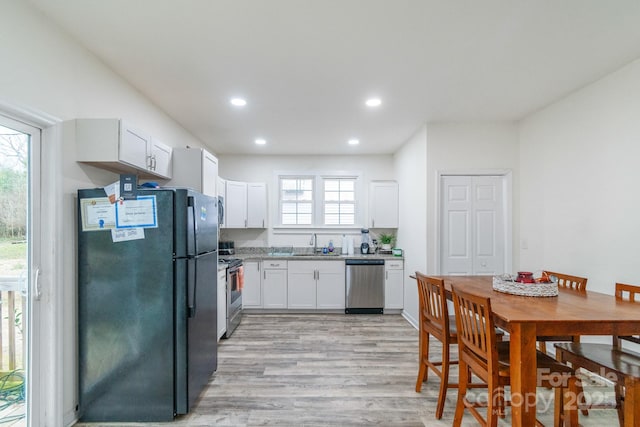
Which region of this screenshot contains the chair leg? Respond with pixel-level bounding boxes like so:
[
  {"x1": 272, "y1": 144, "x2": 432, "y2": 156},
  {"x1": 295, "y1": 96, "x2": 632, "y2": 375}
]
[
  {"x1": 415, "y1": 332, "x2": 430, "y2": 392},
  {"x1": 564, "y1": 376, "x2": 579, "y2": 427},
  {"x1": 435, "y1": 343, "x2": 450, "y2": 419},
  {"x1": 452, "y1": 362, "x2": 468, "y2": 427},
  {"x1": 487, "y1": 383, "x2": 500, "y2": 427},
  {"x1": 615, "y1": 381, "x2": 625, "y2": 426}
]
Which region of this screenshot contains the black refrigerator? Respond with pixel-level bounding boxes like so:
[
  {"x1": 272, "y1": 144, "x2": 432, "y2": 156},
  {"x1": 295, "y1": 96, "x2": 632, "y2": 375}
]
[{"x1": 77, "y1": 187, "x2": 218, "y2": 421}]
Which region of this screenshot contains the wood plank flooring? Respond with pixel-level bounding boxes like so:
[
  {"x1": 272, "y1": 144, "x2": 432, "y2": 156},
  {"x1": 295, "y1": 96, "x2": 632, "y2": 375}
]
[{"x1": 76, "y1": 314, "x2": 619, "y2": 426}]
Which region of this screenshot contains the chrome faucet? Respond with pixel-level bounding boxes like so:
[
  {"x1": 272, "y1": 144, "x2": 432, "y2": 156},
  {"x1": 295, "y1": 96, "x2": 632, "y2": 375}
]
[{"x1": 310, "y1": 233, "x2": 318, "y2": 253}]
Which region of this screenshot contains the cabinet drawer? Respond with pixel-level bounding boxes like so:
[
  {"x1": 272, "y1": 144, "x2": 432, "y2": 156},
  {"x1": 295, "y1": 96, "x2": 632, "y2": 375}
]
[
  {"x1": 385, "y1": 260, "x2": 403, "y2": 270},
  {"x1": 263, "y1": 260, "x2": 288, "y2": 269}
]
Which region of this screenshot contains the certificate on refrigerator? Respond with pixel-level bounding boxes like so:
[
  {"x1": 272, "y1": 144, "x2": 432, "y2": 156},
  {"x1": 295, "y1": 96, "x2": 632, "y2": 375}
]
[
  {"x1": 115, "y1": 195, "x2": 158, "y2": 229},
  {"x1": 80, "y1": 197, "x2": 116, "y2": 231}
]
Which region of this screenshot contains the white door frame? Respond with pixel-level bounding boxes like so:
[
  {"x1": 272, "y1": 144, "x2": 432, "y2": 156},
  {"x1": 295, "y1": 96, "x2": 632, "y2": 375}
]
[
  {"x1": 1, "y1": 101, "x2": 62, "y2": 427},
  {"x1": 435, "y1": 169, "x2": 513, "y2": 275}
]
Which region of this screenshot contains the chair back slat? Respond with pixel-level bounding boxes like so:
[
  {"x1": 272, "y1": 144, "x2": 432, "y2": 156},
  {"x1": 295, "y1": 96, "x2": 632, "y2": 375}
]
[
  {"x1": 543, "y1": 270, "x2": 588, "y2": 292},
  {"x1": 415, "y1": 273, "x2": 449, "y2": 333},
  {"x1": 614, "y1": 282, "x2": 640, "y2": 347},
  {"x1": 452, "y1": 285, "x2": 498, "y2": 371}
]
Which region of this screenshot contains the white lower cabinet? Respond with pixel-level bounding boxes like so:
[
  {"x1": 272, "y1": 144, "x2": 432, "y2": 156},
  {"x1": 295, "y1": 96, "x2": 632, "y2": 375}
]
[
  {"x1": 262, "y1": 260, "x2": 288, "y2": 309},
  {"x1": 316, "y1": 261, "x2": 346, "y2": 309},
  {"x1": 242, "y1": 261, "x2": 262, "y2": 308},
  {"x1": 217, "y1": 268, "x2": 227, "y2": 341},
  {"x1": 384, "y1": 259, "x2": 404, "y2": 309},
  {"x1": 288, "y1": 261, "x2": 317, "y2": 309},
  {"x1": 288, "y1": 260, "x2": 345, "y2": 309}
]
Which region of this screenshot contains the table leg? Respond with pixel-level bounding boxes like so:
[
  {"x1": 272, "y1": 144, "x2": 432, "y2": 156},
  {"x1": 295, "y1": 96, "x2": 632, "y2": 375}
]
[{"x1": 509, "y1": 323, "x2": 537, "y2": 427}]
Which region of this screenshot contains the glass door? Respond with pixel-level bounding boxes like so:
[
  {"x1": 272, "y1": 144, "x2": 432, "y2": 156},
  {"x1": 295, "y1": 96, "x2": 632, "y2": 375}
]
[{"x1": 0, "y1": 114, "x2": 40, "y2": 426}]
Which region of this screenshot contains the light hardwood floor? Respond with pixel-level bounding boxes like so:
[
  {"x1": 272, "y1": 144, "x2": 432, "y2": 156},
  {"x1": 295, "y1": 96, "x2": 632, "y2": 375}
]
[{"x1": 76, "y1": 313, "x2": 618, "y2": 426}]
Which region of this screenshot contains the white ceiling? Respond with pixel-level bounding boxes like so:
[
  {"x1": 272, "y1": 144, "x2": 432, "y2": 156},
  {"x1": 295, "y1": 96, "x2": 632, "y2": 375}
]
[{"x1": 27, "y1": 0, "x2": 640, "y2": 155}]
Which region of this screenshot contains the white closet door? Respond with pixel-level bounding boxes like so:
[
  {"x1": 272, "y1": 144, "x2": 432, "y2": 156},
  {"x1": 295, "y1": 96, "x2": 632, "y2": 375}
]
[{"x1": 440, "y1": 175, "x2": 504, "y2": 275}]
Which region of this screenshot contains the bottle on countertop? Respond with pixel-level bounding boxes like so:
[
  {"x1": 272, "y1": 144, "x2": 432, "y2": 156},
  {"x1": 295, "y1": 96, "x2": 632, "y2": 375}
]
[{"x1": 328, "y1": 240, "x2": 334, "y2": 252}]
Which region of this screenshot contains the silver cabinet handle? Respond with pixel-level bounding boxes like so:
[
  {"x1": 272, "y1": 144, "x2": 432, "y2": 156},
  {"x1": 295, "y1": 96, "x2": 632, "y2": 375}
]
[{"x1": 386, "y1": 270, "x2": 388, "y2": 280}]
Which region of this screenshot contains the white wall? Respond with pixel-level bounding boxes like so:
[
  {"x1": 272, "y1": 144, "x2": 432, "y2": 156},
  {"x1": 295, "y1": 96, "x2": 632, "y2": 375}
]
[
  {"x1": 519, "y1": 58, "x2": 640, "y2": 294},
  {"x1": 218, "y1": 154, "x2": 395, "y2": 248},
  {"x1": 392, "y1": 122, "x2": 519, "y2": 325},
  {"x1": 425, "y1": 122, "x2": 520, "y2": 273},
  {"x1": 393, "y1": 125, "x2": 427, "y2": 325},
  {"x1": 1, "y1": 2, "x2": 207, "y2": 425}
]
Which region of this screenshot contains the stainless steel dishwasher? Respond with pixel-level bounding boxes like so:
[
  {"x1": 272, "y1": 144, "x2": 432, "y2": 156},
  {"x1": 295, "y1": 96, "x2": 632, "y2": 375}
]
[{"x1": 345, "y1": 259, "x2": 385, "y2": 314}]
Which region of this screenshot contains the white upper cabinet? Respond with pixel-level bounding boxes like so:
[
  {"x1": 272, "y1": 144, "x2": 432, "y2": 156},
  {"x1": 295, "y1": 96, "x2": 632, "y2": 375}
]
[
  {"x1": 169, "y1": 147, "x2": 218, "y2": 197},
  {"x1": 225, "y1": 180, "x2": 267, "y2": 228},
  {"x1": 225, "y1": 180, "x2": 248, "y2": 228},
  {"x1": 369, "y1": 181, "x2": 398, "y2": 228},
  {"x1": 247, "y1": 182, "x2": 267, "y2": 228},
  {"x1": 149, "y1": 138, "x2": 173, "y2": 179},
  {"x1": 75, "y1": 118, "x2": 173, "y2": 179}
]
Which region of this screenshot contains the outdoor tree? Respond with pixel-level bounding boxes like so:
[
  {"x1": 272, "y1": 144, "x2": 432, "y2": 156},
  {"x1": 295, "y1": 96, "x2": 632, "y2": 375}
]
[{"x1": 0, "y1": 129, "x2": 27, "y2": 239}]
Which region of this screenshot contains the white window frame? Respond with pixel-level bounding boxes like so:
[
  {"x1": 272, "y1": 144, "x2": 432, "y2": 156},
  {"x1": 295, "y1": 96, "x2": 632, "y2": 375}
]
[
  {"x1": 274, "y1": 170, "x2": 363, "y2": 230},
  {"x1": 279, "y1": 175, "x2": 315, "y2": 226},
  {"x1": 322, "y1": 176, "x2": 357, "y2": 226}
]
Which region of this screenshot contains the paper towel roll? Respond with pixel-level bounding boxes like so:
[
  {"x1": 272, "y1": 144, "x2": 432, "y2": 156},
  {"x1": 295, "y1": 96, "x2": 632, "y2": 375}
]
[
  {"x1": 347, "y1": 236, "x2": 354, "y2": 255},
  {"x1": 341, "y1": 235, "x2": 348, "y2": 254}
]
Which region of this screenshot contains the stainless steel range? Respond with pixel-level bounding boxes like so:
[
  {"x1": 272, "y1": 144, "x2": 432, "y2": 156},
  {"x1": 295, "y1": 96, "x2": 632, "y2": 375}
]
[{"x1": 219, "y1": 257, "x2": 243, "y2": 337}]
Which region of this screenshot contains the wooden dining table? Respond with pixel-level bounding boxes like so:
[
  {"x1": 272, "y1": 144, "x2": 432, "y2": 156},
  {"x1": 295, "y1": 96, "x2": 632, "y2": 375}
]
[{"x1": 434, "y1": 275, "x2": 640, "y2": 427}]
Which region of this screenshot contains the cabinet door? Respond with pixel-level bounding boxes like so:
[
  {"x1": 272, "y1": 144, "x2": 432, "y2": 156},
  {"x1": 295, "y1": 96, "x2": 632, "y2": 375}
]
[
  {"x1": 202, "y1": 150, "x2": 218, "y2": 197},
  {"x1": 149, "y1": 138, "x2": 173, "y2": 179},
  {"x1": 246, "y1": 182, "x2": 267, "y2": 228},
  {"x1": 369, "y1": 181, "x2": 399, "y2": 228},
  {"x1": 119, "y1": 122, "x2": 150, "y2": 170},
  {"x1": 384, "y1": 262, "x2": 404, "y2": 309},
  {"x1": 242, "y1": 261, "x2": 262, "y2": 308},
  {"x1": 287, "y1": 261, "x2": 317, "y2": 309},
  {"x1": 225, "y1": 180, "x2": 247, "y2": 228},
  {"x1": 217, "y1": 269, "x2": 227, "y2": 340},
  {"x1": 262, "y1": 268, "x2": 287, "y2": 309},
  {"x1": 316, "y1": 261, "x2": 345, "y2": 309}
]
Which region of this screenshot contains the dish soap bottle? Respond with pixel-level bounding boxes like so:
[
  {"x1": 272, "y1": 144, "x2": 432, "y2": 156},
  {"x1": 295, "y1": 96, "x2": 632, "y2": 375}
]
[{"x1": 328, "y1": 240, "x2": 334, "y2": 253}]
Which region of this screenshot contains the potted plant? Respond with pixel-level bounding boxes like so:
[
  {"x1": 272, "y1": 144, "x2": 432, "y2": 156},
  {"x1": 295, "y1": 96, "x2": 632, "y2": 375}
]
[{"x1": 378, "y1": 233, "x2": 395, "y2": 251}]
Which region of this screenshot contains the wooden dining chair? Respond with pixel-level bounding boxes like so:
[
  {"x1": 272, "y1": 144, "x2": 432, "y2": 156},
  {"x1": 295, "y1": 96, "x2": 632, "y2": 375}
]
[
  {"x1": 537, "y1": 270, "x2": 589, "y2": 355},
  {"x1": 555, "y1": 282, "x2": 640, "y2": 425},
  {"x1": 415, "y1": 273, "x2": 503, "y2": 419},
  {"x1": 451, "y1": 285, "x2": 579, "y2": 427},
  {"x1": 414, "y1": 272, "x2": 459, "y2": 419}
]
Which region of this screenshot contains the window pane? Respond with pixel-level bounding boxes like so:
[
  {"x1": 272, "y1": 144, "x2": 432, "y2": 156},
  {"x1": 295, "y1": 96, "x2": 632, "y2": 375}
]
[
  {"x1": 325, "y1": 214, "x2": 340, "y2": 225},
  {"x1": 340, "y1": 192, "x2": 354, "y2": 202},
  {"x1": 340, "y1": 180, "x2": 354, "y2": 191},
  {"x1": 298, "y1": 203, "x2": 312, "y2": 214},
  {"x1": 322, "y1": 177, "x2": 356, "y2": 226},
  {"x1": 324, "y1": 180, "x2": 340, "y2": 191},
  {"x1": 298, "y1": 214, "x2": 312, "y2": 224},
  {"x1": 280, "y1": 177, "x2": 314, "y2": 225},
  {"x1": 325, "y1": 191, "x2": 340, "y2": 202}
]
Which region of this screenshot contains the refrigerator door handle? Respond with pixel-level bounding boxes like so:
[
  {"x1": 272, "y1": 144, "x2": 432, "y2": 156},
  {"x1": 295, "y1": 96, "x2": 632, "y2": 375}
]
[
  {"x1": 188, "y1": 196, "x2": 198, "y2": 256},
  {"x1": 187, "y1": 258, "x2": 197, "y2": 317}
]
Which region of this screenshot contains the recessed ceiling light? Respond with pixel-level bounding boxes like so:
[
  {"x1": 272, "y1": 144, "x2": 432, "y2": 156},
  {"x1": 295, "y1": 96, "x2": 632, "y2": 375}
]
[
  {"x1": 230, "y1": 97, "x2": 247, "y2": 107},
  {"x1": 348, "y1": 139, "x2": 360, "y2": 145},
  {"x1": 365, "y1": 98, "x2": 382, "y2": 107},
  {"x1": 255, "y1": 138, "x2": 267, "y2": 145}
]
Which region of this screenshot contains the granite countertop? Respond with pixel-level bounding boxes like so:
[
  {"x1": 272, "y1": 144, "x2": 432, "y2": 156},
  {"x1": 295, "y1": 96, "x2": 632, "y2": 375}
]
[{"x1": 234, "y1": 252, "x2": 403, "y2": 262}]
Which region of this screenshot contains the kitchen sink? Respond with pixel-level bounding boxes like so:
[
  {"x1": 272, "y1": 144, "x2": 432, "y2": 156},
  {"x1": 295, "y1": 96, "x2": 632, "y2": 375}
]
[{"x1": 294, "y1": 253, "x2": 341, "y2": 257}]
